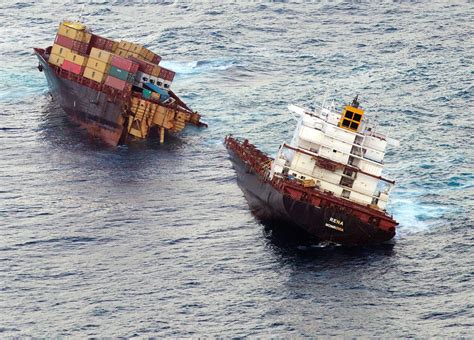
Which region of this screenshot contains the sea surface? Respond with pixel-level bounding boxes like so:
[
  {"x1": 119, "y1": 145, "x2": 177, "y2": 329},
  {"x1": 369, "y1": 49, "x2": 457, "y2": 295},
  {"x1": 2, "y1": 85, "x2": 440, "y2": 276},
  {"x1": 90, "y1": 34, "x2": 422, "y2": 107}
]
[{"x1": 0, "y1": 0, "x2": 473, "y2": 337}]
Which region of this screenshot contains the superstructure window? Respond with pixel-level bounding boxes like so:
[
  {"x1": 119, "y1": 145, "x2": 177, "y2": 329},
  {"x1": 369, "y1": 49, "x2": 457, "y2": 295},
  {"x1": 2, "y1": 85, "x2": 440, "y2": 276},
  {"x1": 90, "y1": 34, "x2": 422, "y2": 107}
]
[
  {"x1": 342, "y1": 119, "x2": 350, "y2": 127},
  {"x1": 342, "y1": 190, "x2": 351, "y2": 198},
  {"x1": 354, "y1": 113, "x2": 362, "y2": 122},
  {"x1": 142, "y1": 77, "x2": 148, "y2": 81}
]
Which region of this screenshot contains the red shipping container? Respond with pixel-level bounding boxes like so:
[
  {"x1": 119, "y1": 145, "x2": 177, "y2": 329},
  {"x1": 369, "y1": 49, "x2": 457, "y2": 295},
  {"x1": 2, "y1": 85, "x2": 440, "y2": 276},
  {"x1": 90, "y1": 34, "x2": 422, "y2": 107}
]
[
  {"x1": 90, "y1": 35, "x2": 115, "y2": 52},
  {"x1": 167, "y1": 70, "x2": 176, "y2": 82},
  {"x1": 111, "y1": 55, "x2": 139, "y2": 73},
  {"x1": 71, "y1": 40, "x2": 90, "y2": 55},
  {"x1": 103, "y1": 39, "x2": 115, "y2": 52},
  {"x1": 128, "y1": 56, "x2": 154, "y2": 75},
  {"x1": 61, "y1": 60, "x2": 84, "y2": 75},
  {"x1": 90, "y1": 34, "x2": 105, "y2": 49},
  {"x1": 104, "y1": 75, "x2": 129, "y2": 91},
  {"x1": 151, "y1": 54, "x2": 162, "y2": 64},
  {"x1": 55, "y1": 34, "x2": 74, "y2": 49},
  {"x1": 158, "y1": 67, "x2": 167, "y2": 79}
]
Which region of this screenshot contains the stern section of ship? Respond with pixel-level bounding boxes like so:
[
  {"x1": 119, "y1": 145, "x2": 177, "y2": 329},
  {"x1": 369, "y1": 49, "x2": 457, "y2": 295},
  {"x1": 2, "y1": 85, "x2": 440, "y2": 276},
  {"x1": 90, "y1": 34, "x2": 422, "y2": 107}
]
[{"x1": 226, "y1": 137, "x2": 396, "y2": 246}]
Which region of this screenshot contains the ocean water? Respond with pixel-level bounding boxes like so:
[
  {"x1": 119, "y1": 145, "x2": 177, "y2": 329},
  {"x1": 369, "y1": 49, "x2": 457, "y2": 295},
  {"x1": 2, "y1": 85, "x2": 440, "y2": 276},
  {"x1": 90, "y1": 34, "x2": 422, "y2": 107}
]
[{"x1": 0, "y1": 1, "x2": 473, "y2": 337}]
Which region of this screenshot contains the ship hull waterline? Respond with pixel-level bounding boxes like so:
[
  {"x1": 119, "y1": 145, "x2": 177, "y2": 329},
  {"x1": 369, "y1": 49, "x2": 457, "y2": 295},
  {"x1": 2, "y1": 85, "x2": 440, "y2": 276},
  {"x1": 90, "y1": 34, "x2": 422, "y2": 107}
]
[
  {"x1": 35, "y1": 50, "x2": 127, "y2": 146},
  {"x1": 226, "y1": 149, "x2": 396, "y2": 246}
]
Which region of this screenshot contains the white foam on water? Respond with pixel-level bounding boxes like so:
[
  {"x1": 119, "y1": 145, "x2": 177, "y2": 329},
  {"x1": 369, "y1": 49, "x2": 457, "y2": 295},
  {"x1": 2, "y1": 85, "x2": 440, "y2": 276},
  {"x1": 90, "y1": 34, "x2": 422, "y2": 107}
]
[
  {"x1": 160, "y1": 59, "x2": 237, "y2": 76},
  {"x1": 389, "y1": 197, "x2": 450, "y2": 236}
]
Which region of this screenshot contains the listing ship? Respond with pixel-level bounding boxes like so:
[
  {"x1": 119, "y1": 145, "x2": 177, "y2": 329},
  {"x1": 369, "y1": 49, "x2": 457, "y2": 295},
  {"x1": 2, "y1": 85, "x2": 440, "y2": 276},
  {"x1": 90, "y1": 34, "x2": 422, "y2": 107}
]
[
  {"x1": 225, "y1": 96, "x2": 399, "y2": 246},
  {"x1": 34, "y1": 21, "x2": 206, "y2": 146}
]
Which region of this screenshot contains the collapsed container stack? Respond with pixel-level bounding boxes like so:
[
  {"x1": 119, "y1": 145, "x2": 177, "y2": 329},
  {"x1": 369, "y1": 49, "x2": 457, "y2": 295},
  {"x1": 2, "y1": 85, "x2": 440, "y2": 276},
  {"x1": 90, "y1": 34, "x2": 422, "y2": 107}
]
[{"x1": 45, "y1": 21, "x2": 204, "y2": 143}]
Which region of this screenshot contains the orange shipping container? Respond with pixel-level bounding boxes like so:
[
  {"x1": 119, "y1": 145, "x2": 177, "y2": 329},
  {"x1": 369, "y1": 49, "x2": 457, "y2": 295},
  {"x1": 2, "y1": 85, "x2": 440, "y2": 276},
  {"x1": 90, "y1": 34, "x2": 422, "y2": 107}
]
[
  {"x1": 65, "y1": 51, "x2": 88, "y2": 67},
  {"x1": 57, "y1": 22, "x2": 91, "y2": 43},
  {"x1": 118, "y1": 40, "x2": 132, "y2": 51},
  {"x1": 83, "y1": 67, "x2": 107, "y2": 83},
  {"x1": 48, "y1": 53, "x2": 64, "y2": 67},
  {"x1": 51, "y1": 44, "x2": 71, "y2": 58},
  {"x1": 86, "y1": 57, "x2": 110, "y2": 73},
  {"x1": 89, "y1": 47, "x2": 113, "y2": 64}
]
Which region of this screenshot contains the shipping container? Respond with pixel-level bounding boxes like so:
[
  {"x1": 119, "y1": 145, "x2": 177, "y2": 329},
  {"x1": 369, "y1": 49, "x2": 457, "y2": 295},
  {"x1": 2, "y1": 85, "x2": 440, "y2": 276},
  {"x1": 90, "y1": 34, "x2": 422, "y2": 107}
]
[
  {"x1": 86, "y1": 57, "x2": 110, "y2": 73},
  {"x1": 167, "y1": 70, "x2": 176, "y2": 82},
  {"x1": 110, "y1": 41, "x2": 119, "y2": 53},
  {"x1": 118, "y1": 40, "x2": 132, "y2": 51},
  {"x1": 51, "y1": 44, "x2": 71, "y2": 58},
  {"x1": 108, "y1": 65, "x2": 134, "y2": 82},
  {"x1": 104, "y1": 75, "x2": 130, "y2": 92},
  {"x1": 151, "y1": 91, "x2": 161, "y2": 101},
  {"x1": 128, "y1": 56, "x2": 155, "y2": 74},
  {"x1": 54, "y1": 34, "x2": 74, "y2": 49},
  {"x1": 57, "y1": 22, "x2": 91, "y2": 43},
  {"x1": 151, "y1": 54, "x2": 162, "y2": 64},
  {"x1": 83, "y1": 67, "x2": 107, "y2": 83},
  {"x1": 65, "y1": 51, "x2": 88, "y2": 67},
  {"x1": 90, "y1": 34, "x2": 106, "y2": 49},
  {"x1": 90, "y1": 34, "x2": 117, "y2": 52},
  {"x1": 89, "y1": 47, "x2": 113, "y2": 64},
  {"x1": 61, "y1": 60, "x2": 84, "y2": 75},
  {"x1": 151, "y1": 65, "x2": 161, "y2": 77},
  {"x1": 48, "y1": 53, "x2": 64, "y2": 67},
  {"x1": 111, "y1": 55, "x2": 139, "y2": 73},
  {"x1": 142, "y1": 89, "x2": 152, "y2": 99},
  {"x1": 116, "y1": 48, "x2": 127, "y2": 57},
  {"x1": 71, "y1": 40, "x2": 90, "y2": 55}
]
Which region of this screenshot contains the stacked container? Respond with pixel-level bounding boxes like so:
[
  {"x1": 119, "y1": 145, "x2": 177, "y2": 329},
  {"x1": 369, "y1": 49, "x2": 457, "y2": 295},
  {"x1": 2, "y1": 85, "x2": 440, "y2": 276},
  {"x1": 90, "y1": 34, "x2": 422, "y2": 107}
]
[
  {"x1": 83, "y1": 47, "x2": 114, "y2": 83},
  {"x1": 103, "y1": 55, "x2": 139, "y2": 96},
  {"x1": 90, "y1": 34, "x2": 118, "y2": 53},
  {"x1": 115, "y1": 40, "x2": 161, "y2": 64},
  {"x1": 49, "y1": 22, "x2": 91, "y2": 73}
]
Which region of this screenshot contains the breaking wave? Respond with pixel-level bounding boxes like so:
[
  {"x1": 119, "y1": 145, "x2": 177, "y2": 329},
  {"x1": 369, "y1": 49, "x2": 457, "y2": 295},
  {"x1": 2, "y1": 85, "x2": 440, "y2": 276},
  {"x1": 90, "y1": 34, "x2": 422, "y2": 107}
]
[{"x1": 159, "y1": 59, "x2": 239, "y2": 76}]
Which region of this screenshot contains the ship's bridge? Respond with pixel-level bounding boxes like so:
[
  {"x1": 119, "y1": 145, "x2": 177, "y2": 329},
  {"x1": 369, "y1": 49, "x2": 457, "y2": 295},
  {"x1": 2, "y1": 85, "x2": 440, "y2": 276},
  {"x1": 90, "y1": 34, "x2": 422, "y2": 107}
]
[{"x1": 271, "y1": 98, "x2": 397, "y2": 211}]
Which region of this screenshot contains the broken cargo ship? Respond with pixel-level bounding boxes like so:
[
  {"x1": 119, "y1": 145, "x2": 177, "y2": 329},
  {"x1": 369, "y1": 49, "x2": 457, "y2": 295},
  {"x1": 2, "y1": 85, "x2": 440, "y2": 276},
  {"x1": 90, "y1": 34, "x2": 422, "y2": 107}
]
[
  {"x1": 34, "y1": 21, "x2": 206, "y2": 146},
  {"x1": 225, "y1": 96, "x2": 399, "y2": 246}
]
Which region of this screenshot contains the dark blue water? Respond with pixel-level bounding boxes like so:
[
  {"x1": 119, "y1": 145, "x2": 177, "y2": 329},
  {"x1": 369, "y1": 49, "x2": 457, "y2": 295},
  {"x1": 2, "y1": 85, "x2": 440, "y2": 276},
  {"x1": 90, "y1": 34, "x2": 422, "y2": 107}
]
[{"x1": 0, "y1": 1, "x2": 473, "y2": 337}]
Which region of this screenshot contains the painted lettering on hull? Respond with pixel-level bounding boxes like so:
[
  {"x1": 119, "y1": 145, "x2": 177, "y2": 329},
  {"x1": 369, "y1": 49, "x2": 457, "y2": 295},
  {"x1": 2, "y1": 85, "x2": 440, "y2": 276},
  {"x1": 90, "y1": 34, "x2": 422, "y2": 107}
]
[{"x1": 325, "y1": 217, "x2": 344, "y2": 232}]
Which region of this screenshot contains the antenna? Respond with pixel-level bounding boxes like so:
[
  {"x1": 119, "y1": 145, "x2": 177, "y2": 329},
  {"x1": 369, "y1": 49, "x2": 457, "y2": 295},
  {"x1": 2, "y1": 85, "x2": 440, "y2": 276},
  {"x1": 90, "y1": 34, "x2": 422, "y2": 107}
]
[{"x1": 78, "y1": 4, "x2": 85, "y2": 22}]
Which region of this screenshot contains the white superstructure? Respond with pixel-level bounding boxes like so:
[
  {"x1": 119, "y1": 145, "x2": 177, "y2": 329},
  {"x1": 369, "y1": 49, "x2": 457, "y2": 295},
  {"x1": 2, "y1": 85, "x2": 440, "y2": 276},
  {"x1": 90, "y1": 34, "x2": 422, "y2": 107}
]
[{"x1": 270, "y1": 96, "x2": 398, "y2": 211}]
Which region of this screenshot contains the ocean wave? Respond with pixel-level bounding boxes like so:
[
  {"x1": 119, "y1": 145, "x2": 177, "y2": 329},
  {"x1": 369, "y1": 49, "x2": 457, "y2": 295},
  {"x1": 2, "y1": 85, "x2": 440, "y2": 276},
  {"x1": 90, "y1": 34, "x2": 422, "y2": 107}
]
[{"x1": 159, "y1": 59, "x2": 240, "y2": 76}]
